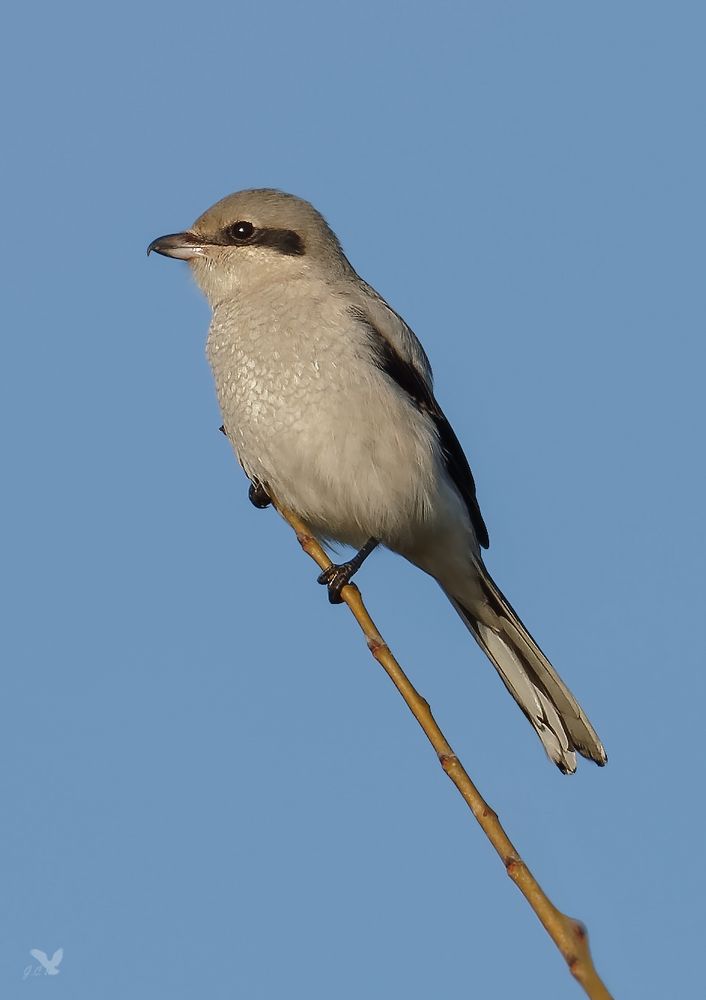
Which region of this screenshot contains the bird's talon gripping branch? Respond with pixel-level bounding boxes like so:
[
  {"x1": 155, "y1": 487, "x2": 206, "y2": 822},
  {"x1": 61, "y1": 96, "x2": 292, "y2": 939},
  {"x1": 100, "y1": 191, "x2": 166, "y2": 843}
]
[
  {"x1": 317, "y1": 563, "x2": 354, "y2": 604},
  {"x1": 248, "y1": 482, "x2": 272, "y2": 509},
  {"x1": 317, "y1": 537, "x2": 379, "y2": 604}
]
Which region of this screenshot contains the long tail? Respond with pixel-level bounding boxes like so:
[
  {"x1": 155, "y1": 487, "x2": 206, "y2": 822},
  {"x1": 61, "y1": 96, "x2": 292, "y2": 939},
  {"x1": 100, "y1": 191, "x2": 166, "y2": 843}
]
[{"x1": 447, "y1": 563, "x2": 607, "y2": 773}]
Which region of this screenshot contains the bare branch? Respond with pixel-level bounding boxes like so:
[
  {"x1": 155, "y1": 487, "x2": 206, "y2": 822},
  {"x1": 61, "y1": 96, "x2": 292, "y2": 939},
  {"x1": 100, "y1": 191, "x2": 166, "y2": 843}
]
[{"x1": 273, "y1": 499, "x2": 613, "y2": 1000}]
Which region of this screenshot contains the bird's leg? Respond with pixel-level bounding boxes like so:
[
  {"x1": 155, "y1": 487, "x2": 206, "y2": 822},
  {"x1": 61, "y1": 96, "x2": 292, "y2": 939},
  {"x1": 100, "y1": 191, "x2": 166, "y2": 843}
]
[
  {"x1": 248, "y1": 481, "x2": 272, "y2": 509},
  {"x1": 220, "y1": 426, "x2": 272, "y2": 510},
  {"x1": 317, "y1": 538, "x2": 379, "y2": 604}
]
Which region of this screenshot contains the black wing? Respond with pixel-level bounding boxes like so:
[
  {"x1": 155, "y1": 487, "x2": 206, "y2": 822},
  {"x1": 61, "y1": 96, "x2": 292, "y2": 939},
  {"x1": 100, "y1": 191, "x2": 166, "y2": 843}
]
[{"x1": 354, "y1": 308, "x2": 489, "y2": 549}]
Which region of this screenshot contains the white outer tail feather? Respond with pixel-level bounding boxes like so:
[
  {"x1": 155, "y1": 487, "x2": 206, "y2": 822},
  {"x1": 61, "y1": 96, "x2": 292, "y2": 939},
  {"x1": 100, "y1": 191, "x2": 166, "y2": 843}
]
[{"x1": 447, "y1": 564, "x2": 607, "y2": 773}]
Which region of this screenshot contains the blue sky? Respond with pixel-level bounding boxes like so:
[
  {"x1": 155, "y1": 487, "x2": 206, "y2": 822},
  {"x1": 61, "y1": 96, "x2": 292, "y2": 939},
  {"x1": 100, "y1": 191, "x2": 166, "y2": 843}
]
[{"x1": 2, "y1": 2, "x2": 704, "y2": 997}]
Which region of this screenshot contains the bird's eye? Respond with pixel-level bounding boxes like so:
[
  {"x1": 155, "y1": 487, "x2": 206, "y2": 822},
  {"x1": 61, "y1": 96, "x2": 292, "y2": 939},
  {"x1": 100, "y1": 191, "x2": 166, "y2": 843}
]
[{"x1": 224, "y1": 220, "x2": 255, "y2": 243}]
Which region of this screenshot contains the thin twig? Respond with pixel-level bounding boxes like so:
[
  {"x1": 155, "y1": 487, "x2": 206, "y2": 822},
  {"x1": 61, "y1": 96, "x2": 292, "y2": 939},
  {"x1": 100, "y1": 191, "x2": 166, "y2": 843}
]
[{"x1": 272, "y1": 499, "x2": 613, "y2": 1000}]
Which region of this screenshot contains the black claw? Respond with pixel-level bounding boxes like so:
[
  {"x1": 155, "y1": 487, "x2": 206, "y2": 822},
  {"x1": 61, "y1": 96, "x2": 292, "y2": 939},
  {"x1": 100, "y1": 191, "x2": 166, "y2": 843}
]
[
  {"x1": 248, "y1": 482, "x2": 272, "y2": 509},
  {"x1": 317, "y1": 564, "x2": 354, "y2": 604},
  {"x1": 316, "y1": 538, "x2": 378, "y2": 604}
]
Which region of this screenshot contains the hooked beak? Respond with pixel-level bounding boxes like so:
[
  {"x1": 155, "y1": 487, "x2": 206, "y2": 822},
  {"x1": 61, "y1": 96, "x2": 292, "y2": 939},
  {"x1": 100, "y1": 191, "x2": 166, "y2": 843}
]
[{"x1": 147, "y1": 231, "x2": 208, "y2": 260}]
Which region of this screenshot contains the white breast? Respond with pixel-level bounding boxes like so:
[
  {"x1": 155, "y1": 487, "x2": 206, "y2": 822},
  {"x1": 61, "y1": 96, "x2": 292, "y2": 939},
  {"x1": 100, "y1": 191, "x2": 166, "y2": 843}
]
[{"x1": 206, "y1": 275, "x2": 458, "y2": 550}]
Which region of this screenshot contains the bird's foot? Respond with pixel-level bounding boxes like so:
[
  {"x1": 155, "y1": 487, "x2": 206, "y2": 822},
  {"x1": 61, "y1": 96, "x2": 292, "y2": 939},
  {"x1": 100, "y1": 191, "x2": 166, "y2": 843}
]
[
  {"x1": 248, "y1": 482, "x2": 272, "y2": 509},
  {"x1": 317, "y1": 562, "x2": 358, "y2": 604},
  {"x1": 316, "y1": 538, "x2": 379, "y2": 604}
]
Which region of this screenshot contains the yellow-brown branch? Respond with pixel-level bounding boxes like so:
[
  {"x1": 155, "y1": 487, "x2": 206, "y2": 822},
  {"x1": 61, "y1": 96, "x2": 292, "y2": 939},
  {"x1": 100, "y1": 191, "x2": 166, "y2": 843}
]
[{"x1": 272, "y1": 499, "x2": 612, "y2": 1000}]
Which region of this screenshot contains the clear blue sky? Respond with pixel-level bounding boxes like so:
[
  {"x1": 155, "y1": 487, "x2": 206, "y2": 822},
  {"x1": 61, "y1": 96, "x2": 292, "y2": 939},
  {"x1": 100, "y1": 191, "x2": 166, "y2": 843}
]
[{"x1": 3, "y1": 2, "x2": 704, "y2": 997}]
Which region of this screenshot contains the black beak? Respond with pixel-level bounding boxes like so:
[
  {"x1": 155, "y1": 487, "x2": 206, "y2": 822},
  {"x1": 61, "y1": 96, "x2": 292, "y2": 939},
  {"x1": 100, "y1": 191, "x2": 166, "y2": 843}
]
[{"x1": 147, "y1": 231, "x2": 207, "y2": 260}]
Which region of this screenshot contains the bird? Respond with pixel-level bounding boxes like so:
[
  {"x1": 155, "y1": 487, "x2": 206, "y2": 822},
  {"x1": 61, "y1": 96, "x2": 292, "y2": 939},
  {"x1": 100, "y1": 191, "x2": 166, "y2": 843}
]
[
  {"x1": 148, "y1": 188, "x2": 606, "y2": 774},
  {"x1": 30, "y1": 949, "x2": 63, "y2": 975}
]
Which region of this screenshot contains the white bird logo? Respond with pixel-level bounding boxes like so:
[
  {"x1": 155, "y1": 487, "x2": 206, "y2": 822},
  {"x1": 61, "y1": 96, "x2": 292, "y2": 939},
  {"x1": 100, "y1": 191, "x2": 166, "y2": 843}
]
[{"x1": 29, "y1": 948, "x2": 63, "y2": 975}]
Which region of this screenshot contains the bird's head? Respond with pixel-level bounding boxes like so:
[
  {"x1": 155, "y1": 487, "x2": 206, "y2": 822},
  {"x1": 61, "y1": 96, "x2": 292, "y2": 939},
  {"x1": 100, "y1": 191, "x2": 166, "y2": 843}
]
[{"x1": 148, "y1": 188, "x2": 350, "y2": 305}]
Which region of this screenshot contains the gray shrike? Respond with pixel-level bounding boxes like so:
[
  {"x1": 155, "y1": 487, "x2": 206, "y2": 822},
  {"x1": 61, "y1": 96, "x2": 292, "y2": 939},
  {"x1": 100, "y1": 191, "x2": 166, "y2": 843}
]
[{"x1": 148, "y1": 188, "x2": 606, "y2": 773}]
